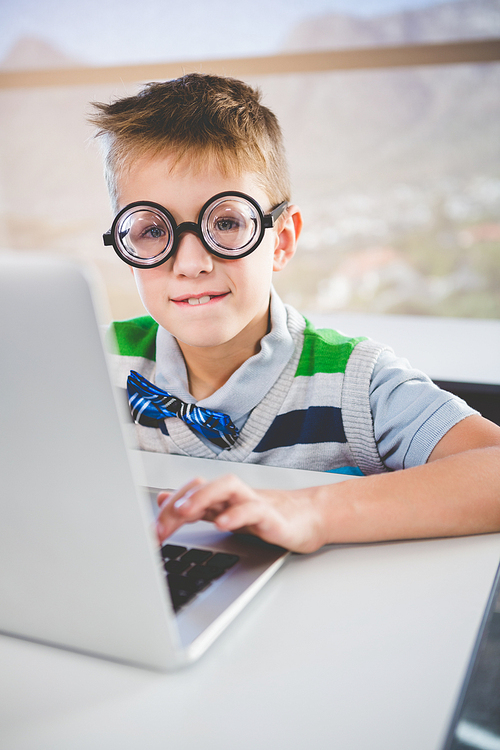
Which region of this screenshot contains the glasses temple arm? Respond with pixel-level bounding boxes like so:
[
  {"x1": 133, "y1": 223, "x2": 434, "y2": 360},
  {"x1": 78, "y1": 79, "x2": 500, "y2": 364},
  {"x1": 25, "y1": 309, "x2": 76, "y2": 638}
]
[{"x1": 263, "y1": 201, "x2": 289, "y2": 229}]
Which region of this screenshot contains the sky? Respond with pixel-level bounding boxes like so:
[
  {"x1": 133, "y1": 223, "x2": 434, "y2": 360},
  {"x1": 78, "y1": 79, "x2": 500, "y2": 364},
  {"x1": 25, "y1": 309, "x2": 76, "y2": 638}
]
[{"x1": 0, "y1": 0, "x2": 464, "y2": 66}]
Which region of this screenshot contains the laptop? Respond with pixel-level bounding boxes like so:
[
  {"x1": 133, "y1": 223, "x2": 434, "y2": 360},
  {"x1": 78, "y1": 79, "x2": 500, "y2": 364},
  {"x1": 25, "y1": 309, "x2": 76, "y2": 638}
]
[{"x1": 0, "y1": 254, "x2": 292, "y2": 670}]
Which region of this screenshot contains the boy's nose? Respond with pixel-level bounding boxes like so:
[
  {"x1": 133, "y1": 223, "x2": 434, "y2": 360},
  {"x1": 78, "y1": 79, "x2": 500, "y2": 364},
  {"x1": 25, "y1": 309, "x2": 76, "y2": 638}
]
[{"x1": 172, "y1": 231, "x2": 214, "y2": 277}]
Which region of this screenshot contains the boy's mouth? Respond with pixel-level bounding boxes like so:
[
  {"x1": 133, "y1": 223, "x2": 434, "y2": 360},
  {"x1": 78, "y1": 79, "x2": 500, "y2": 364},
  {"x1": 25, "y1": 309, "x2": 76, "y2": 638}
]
[
  {"x1": 187, "y1": 295, "x2": 212, "y2": 306},
  {"x1": 172, "y1": 292, "x2": 228, "y2": 307}
]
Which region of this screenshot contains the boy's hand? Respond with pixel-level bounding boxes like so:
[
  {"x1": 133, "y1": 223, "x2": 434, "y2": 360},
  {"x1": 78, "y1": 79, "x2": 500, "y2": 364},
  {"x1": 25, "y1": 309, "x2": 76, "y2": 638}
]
[
  {"x1": 155, "y1": 418, "x2": 500, "y2": 551},
  {"x1": 156, "y1": 476, "x2": 326, "y2": 554}
]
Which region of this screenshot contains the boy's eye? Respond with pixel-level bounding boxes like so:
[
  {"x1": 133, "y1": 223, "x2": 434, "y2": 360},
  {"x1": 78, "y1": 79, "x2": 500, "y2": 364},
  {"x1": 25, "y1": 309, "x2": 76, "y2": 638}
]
[
  {"x1": 208, "y1": 208, "x2": 257, "y2": 251},
  {"x1": 214, "y1": 216, "x2": 242, "y2": 232},
  {"x1": 141, "y1": 225, "x2": 166, "y2": 239},
  {"x1": 201, "y1": 196, "x2": 260, "y2": 254},
  {"x1": 129, "y1": 221, "x2": 167, "y2": 249},
  {"x1": 119, "y1": 209, "x2": 172, "y2": 260}
]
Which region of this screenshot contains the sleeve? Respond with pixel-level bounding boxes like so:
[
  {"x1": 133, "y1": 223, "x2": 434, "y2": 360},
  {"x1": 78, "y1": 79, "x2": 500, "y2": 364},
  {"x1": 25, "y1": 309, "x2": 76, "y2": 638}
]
[{"x1": 370, "y1": 349, "x2": 478, "y2": 471}]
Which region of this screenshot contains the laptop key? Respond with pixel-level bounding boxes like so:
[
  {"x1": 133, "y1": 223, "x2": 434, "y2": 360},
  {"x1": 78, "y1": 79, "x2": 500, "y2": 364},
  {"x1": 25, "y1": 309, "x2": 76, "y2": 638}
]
[
  {"x1": 208, "y1": 553, "x2": 240, "y2": 569},
  {"x1": 160, "y1": 544, "x2": 187, "y2": 560},
  {"x1": 164, "y1": 558, "x2": 191, "y2": 574},
  {"x1": 167, "y1": 572, "x2": 206, "y2": 612},
  {"x1": 167, "y1": 572, "x2": 200, "y2": 593},
  {"x1": 170, "y1": 589, "x2": 193, "y2": 612},
  {"x1": 186, "y1": 564, "x2": 224, "y2": 583},
  {"x1": 180, "y1": 548, "x2": 213, "y2": 565}
]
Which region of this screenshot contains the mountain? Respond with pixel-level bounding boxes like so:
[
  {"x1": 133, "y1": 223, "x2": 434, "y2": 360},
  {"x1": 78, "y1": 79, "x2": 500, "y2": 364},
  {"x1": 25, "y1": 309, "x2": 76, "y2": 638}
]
[
  {"x1": 1, "y1": 36, "x2": 80, "y2": 70},
  {"x1": 251, "y1": 0, "x2": 500, "y2": 199},
  {"x1": 282, "y1": 0, "x2": 500, "y2": 49},
  {"x1": 251, "y1": 0, "x2": 500, "y2": 314}
]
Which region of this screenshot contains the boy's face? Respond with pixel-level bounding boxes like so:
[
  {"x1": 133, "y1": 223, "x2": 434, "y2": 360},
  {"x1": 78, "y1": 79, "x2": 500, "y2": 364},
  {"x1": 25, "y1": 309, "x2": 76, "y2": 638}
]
[{"x1": 116, "y1": 153, "x2": 297, "y2": 355}]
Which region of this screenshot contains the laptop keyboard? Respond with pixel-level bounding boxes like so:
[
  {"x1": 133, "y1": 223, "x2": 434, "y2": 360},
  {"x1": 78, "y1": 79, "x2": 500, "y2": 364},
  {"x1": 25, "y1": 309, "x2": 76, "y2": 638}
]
[{"x1": 160, "y1": 544, "x2": 240, "y2": 612}]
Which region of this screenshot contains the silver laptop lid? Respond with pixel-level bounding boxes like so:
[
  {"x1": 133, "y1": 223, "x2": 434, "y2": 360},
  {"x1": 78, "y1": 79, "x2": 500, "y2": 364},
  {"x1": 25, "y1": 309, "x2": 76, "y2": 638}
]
[{"x1": 0, "y1": 255, "x2": 182, "y2": 669}]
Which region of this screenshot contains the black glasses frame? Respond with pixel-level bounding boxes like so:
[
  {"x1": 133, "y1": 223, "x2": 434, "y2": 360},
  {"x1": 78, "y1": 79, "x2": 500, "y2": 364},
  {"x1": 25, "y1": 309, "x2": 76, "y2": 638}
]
[{"x1": 103, "y1": 191, "x2": 289, "y2": 269}]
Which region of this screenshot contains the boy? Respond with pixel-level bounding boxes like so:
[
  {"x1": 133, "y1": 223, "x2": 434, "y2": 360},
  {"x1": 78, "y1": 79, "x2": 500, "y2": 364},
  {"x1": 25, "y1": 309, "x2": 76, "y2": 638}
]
[{"x1": 90, "y1": 73, "x2": 500, "y2": 554}]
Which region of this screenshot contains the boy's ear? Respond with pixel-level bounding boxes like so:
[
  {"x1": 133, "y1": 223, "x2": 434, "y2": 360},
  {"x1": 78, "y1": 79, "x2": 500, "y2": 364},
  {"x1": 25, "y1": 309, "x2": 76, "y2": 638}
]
[{"x1": 273, "y1": 205, "x2": 303, "y2": 272}]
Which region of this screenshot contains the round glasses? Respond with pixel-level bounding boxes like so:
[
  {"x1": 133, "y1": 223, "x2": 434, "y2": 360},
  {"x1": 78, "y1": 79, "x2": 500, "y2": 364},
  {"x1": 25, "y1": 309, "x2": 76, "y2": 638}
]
[{"x1": 103, "y1": 191, "x2": 289, "y2": 269}]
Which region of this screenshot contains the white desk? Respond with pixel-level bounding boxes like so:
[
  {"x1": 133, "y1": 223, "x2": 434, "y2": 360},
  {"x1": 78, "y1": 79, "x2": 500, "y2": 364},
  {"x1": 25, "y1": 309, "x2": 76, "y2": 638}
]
[{"x1": 2, "y1": 452, "x2": 500, "y2": 750}]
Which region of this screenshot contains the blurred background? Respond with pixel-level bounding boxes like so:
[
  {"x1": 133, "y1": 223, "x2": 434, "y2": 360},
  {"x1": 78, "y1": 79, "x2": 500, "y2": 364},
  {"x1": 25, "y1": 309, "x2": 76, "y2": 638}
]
[{"x1": 1, "y1": 0, "x2": 499, "y2": 322}]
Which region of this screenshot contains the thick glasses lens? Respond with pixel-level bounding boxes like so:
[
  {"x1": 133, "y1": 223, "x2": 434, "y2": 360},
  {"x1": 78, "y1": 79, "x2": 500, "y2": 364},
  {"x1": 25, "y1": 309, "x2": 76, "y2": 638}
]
[
  {"x1": 117, "y1": 207, "x2": 174, "y2": 265},
  {"x1": 201, "y1": 197, "x2": 261, "y2": 256}
]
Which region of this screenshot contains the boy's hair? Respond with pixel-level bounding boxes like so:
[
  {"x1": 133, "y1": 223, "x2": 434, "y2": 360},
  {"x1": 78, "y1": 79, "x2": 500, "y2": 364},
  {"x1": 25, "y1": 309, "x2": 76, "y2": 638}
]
[{"x1": 89, "y1": 73, "x2": 291, "y2": 211}]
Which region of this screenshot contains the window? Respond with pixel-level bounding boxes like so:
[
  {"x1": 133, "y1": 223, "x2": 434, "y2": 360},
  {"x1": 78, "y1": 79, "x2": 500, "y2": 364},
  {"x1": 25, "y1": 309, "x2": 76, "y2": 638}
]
[{"x1": 1, "y1": 0, "x2": 499, "y2": 321}]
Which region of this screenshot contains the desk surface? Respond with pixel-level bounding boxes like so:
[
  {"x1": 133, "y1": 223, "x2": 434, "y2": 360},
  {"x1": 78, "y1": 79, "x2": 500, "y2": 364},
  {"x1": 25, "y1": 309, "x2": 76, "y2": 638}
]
[{"x1": 2, "y1": 452, "x2": 500, "y2": 750}]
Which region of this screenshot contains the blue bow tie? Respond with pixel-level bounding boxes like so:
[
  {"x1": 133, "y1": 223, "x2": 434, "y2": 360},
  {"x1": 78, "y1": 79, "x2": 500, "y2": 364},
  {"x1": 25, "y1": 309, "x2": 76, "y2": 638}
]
[{"x1": 127, "y1": 370, "x2": 239, "y2": 449}]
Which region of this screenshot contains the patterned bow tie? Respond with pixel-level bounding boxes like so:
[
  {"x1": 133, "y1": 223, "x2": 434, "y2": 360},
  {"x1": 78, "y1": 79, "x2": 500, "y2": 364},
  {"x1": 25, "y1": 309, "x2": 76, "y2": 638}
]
[{"x1": 127, "y1": 370, "x2": 239, "y2": 449}]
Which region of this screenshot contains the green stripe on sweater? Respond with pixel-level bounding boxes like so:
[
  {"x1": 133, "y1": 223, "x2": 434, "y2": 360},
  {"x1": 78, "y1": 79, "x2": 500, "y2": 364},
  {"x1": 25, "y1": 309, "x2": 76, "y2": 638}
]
[
  {"x1": 111, "y1": 316, "x2": 158, "y2": 360},
  {"x1": 295, "y1": 318, "x2": 365, "y2": 376}
]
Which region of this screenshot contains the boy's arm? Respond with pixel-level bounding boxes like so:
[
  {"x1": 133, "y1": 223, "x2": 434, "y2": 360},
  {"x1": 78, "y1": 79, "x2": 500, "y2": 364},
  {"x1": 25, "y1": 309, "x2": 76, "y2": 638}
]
[{"x1": 156, "y1": 414, "x2": 500, "y2": 553}]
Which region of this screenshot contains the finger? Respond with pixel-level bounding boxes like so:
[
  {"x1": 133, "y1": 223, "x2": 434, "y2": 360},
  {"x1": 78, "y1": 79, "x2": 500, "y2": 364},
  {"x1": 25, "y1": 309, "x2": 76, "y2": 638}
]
[
  {"x1": 172, "y1": 474, "x2": 251, "y2": 520},
  {"x1": 156, "y1": 477, "x2": 206, "y2": 541},
  {"x1": 157, "y1": 478, "x2": 199, "y2": 507},
  {"x1": 156, "y1": 508, "x2": 188, "y2": 543},
  {"x1": 158, "y1": 477, "x2": 205, "y2": 510},
  {"x1": 157, "y1": 491, "x2": 171, "y2": 507}
]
